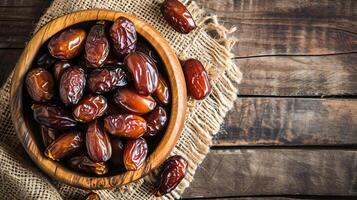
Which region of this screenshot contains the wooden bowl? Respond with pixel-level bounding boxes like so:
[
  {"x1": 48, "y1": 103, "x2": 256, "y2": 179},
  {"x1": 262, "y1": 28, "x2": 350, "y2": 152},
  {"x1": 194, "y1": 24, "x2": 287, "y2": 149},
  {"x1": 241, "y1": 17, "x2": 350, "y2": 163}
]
[{"x1": 10, "y1": 10, "x2": 186, "y2": 189}]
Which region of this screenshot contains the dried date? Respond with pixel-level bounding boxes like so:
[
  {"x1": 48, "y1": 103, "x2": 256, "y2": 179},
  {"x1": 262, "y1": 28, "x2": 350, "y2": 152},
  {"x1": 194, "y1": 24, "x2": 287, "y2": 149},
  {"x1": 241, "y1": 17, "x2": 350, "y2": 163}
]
[
  {"x1": 87, "y1": 68, "x2": 127, "y2": 94},
  {"x1": 154, "y1": 155, "x2": 188, "y2": 196},
  {"x1": 136, "y1": 42, "x2": 159, "y2": 63},
  {"x1": 41, "y1": 126, "x2": 58, "y2": 147},
  {"x1": 153, "y1": 75, "x2": 170, "y2": 105},
  {"x1": 84, "y1": 192, "x2": 101, "y2": 200},
  {"x1": 85, "y1": 23, "x2": 110, "y2": 68},
  {"x1": 26, "y1": 68, "x2": 55, "y2": 102},
  {"x1": 69, "y1": 155, "x2": 108, "y2": 175},
  {"x1": 161, "y1": 0, "x2": 196, "y2": 34},
  {"x1": 86, "y1": 120, "x2": 112, "y2": 162},
  {"x1": 114, "y1": 87, "x2": 156, "y2": 115},
  {"x1": 125, "y1": 52, "x2": 158, "y2": 95},
  {"x1": 59, "y1": 67, "x2": 86, "y2": 105},
  {"x1": 45, "y1": 130, "x2": 84, "y2": 160},
  {"x1": 36, "y1": 52, "x2": 56, "y2": 68},
  {"x1": 123, "y1": 137, "x2": 148, "y2": 171},
  {"x1": 32, "y1": 104, "x2": 77, "y2": 129},
  {"x1": 182, "y1": 59, "x2": 211, "y2": 100},
  {"x1": 104, "y1": 114, "x2": 147, "y2": 139},
  {"x1": 109, "y1": 138, "x2": 125, "y2": 168},
  {"x1": 144, "y1": 106, "x2": 168, "y2": 136},
  {"x1": 110, "y1": 17, "x2": 137, "y2": 58},
  {"x1": 48, "y1": 29, "x2": 87, "y2": 59},
  {"x1": 53, "y1": 61, "x2": 71, "y2": 82},
  {"x1": 73, "y1": 95, "x2": 108, "y2": 123}
]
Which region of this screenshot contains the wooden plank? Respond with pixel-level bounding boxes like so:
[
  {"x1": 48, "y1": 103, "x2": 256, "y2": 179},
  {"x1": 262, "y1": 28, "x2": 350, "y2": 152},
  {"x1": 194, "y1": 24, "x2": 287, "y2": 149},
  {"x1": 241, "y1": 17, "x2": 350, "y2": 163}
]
[
  {"x1": 0, "y1": 21, "x2": 34, "y2": 48},
  {"x1": 0, "y1": 0, "x2": 48, "y2": 7},
  {"x1": 236, "y1": 54, "x2": 357, "y2": 96},
  {"x1": 0, "y1": 49, "x2": 22, "y2": 87},
  {"x1": 195, "y1": 0, "x2": 357, "y2": 57},
  {"x1": 183, "y1": 149, "x2": 357, "y2": 198},
  {"x1": 213, "y1": 98, "x2": 357, "y2": 146}
]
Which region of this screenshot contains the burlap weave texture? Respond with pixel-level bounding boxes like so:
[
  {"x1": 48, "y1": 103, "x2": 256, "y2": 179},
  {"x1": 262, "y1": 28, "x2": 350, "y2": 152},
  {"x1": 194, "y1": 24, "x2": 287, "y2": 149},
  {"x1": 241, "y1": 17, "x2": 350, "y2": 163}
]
[{"x1": 0, "y1": 0, "x2": 242, "y2": 199}]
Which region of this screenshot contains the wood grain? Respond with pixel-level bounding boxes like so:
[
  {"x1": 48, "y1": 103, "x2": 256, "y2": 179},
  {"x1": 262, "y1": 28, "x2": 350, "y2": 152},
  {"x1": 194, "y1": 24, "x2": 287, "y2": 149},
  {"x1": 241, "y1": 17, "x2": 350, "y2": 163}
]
[
  {"x1": 10, "y1": 10, "x2": 186, "y2": 189},
  {"x1": 196, "y1": 0, "x2": 357, "y2": 57},
  {"x1": 0, "y1": 50, "x2": 22, "y2": 86},
  {"x1": 214, "y1": 98, "x2": 357, "y2": 146},
  {"x1": 183, "y1": 149, "x2": 357, "y2": 198},
  {"x1": 236, "y1": 54, "x2": 357, "y2": 96}
]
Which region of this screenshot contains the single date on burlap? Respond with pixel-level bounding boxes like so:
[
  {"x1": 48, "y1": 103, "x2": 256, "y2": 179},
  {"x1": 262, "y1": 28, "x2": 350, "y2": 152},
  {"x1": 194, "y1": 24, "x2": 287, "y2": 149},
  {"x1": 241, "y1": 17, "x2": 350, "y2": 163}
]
[{"x1": 0, "y1": 0, "x2": 241, "y2": 199}]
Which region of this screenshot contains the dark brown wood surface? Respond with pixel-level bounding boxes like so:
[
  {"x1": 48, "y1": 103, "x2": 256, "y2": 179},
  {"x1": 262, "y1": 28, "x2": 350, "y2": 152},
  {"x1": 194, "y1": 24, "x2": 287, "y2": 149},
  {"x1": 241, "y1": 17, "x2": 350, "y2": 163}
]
[{"x1": 0, "y1": 0, "x2": 356, "y2": 199}]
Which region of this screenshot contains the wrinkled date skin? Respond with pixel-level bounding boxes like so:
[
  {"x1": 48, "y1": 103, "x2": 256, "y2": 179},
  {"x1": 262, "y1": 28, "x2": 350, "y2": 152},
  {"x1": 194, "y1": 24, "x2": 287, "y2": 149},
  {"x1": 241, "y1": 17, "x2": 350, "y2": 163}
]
[
  {"x1": 40, "y1": 126, "x2": 58, "y2": 147},
  {"x1": 48, "y1": 29, "x2": 87, "y2": 60},
  {"x1": 161, "y1": 0, "x2": 196, "y2": 34},
  {"x1": 125, "y1": 52, "x2": 159, "y2": 95},
  {"x1": 182, "y1": 59, "x2": 212, "y2": 100},
  {"x1": 154, "y1": 75, "x2": 171, "y2": 106},
  {"x1": 53, "y1": 61, "x2": 71, "y2": 82},
  {"x1": 85, "y1": 23, "x2": 110, "y2": 68},
  {"x1": 144, "y1": 106, "x2": 168, "y2": 136},
  {"x1": 87, "y1": 68, "x2": 128, "y2": 94},
  {"x1": 36, "y1": 52, "x2": 56, "y2": 69},
  {"x1": 109, "y1": 138, "x2": 125, "y2": 168},
  {"x1": 32, "y1": 104, "x2": 77, "y2": 129},
  {"x1": 73, "y1": 95, "x2": 108, "y2": 123},
  {"x1": 26, "y1": 68, "x2": 55, "y2": 102},
  {"x1": 114, "y1": 88, "x2": 156, "y2": 115},
  {"x1": 45, "y1": 130, "x2": 84, "y2": 160},
  {"x1": 104, "y1": 114, "x2": 147, "y2": 139},
  {"x1": 123, "y1": 137, "x2": 148, "y2": 171},
  {"x1": 86, "y1": 120, "x2": 112, "y2": 162},
  {"x1": 110, "y1": 17, "x2": 137, "y2": 58},
  {"x1": 59, "y1": 67, "x2": 86, "y2": 105},
  {"x1": 103, "y1": 52, "x2": 125, "y2": 67},
  {"x1": 154, "y1": 155, "x2": 188, "y2": 196},
  {"x1": 69, "y1": 155, "x2": 108, "y2": 175}
]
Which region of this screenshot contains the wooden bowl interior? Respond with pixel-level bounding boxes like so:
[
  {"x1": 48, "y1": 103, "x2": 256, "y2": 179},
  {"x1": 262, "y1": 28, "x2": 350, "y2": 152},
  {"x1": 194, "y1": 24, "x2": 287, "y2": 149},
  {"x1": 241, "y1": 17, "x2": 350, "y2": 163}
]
[{"x1": 10, "y1": 10, "x2": 186, "y2": 189}]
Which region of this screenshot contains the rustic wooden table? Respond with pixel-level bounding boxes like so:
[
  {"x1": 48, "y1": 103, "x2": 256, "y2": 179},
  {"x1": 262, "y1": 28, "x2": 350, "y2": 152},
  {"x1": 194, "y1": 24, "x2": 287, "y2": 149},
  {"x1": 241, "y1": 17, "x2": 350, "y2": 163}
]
[{"x1": 1, "y1": 0, "x2": 356, "y2": 199}]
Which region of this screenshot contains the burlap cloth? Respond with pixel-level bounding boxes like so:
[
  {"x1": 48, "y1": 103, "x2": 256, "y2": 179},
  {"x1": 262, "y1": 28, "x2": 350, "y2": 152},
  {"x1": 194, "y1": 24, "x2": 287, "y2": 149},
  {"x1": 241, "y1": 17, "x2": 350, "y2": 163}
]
[{"x1": 0, "y1": 0, "x2": 242, "y2": 199}]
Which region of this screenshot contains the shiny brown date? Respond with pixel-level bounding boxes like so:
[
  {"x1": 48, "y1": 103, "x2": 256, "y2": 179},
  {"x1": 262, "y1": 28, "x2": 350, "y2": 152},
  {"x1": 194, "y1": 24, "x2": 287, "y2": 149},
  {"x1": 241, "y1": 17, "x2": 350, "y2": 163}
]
[
  {"x1": 104, "y1": 114, "x2": 147, "y2": 139},
  {"x1": 114, "y1": 88, "x2": 156, "y2": 115},
  {"x1": 154, "y1": 75, "x2": 170, "y2": 106},
  {"x1": 125, "y1": 52, "x2": 158, "y2": 95},
  {"x1": 182, "y1": 59, "x2": 211, "y2": 100},
  {"x1": 144, "y1": 106, "x2": 168, "y2": 137},
  {"x1": 161, "y1": 0, "x2": 196, "y2": 34},
  {"x1": 48, "y1": 29, "x2": 87, "y2": 59},
  {"x1": 59, "y1": 67, "x2": 86, "y2": 105},
  {"x1": 45, "y1": 130, "x2": 84, "y2": 160},
  {"x1": 53, "y1": 61, "x2": 71, "y2": 82},
  {"x1": 85, "y1": 23, "x2": 110, "y2": 68},
  {"x1": 109, "y1": 138, "x2": 125, "y2": 168},
  {"x1": 154, "y1": 155, "x2": 188, "y2": 196},
  {"x1": 123, "y1": 137, "x2": 148, "y2": 171},
  {"x1": 87, "y1": 68, "x2": 128, "y2": 94},
  {"x1": 40, "y1": 126, "x2": 58, "y2": 147},
  {"x1": 110, "y1": 17, "x2": 137, "y2": 58},
  {"x1": 32, "y1": 104, "x2": 77, "y2": 129},
  {"x1": 26, "y1": 68, "x2": 55, "y2": 102},
  {"x1": 86, "y1": 120, "x2": 112, "y2": 162},
  {"x1": 69, "y1": 155, "x2": 108, "y2": 175},
  {"x1": 73, "y1": 95, "x2": 108, "y2": 123}
]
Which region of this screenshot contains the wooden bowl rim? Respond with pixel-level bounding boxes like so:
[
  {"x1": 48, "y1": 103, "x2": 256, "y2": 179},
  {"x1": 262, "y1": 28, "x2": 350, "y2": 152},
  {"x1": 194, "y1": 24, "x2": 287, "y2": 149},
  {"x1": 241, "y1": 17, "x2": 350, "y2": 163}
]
[{"x1": 10, "y1": 9, "x2": 187, "y2": 189}]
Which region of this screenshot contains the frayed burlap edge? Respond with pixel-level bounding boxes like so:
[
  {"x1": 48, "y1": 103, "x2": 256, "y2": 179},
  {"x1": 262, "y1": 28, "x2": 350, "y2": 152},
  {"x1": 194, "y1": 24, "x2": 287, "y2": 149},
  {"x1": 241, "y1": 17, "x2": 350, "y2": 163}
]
[{"x1": 0, "y1": 0, "x2": 242, "y2": 199}]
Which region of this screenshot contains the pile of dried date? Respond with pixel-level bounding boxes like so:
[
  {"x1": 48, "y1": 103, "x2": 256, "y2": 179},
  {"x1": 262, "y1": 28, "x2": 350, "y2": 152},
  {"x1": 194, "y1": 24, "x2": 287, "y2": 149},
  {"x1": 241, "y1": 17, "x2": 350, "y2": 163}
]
[{"x1": 25, "y1": 0, "x2": 211, "y2": 197}]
